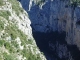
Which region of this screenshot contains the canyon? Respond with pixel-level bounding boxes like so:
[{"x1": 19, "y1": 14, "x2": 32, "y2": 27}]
[
  {"x1": 20, "y1": 0, "x2": 80, "y2": 60},
  {"x1": 0, "y1": 0, "x2": 80, "y2": 60}
]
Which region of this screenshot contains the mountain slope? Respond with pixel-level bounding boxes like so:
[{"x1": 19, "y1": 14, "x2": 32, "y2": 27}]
[{"x1": 0, "y1": 0, "x2": 46, "y2": 60}]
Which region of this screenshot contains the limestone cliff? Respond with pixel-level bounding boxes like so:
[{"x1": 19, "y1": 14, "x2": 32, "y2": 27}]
[{"x1": 0, "y1": 0, "x2": 46, "y2": 60}]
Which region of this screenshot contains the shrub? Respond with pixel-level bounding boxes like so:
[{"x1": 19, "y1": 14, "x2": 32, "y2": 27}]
[
  {"x1": 3, "y1": 52, "x2": 16, "y2": 60},
  {"x1": 8, "y1": 0, "x2": 24, "y2": 16},
  {"x1": 27, "y1": 39, "x2": 33, "y2": 44},
  {"x1": 4, "y1": 42, "x2": 15, "y2": 53},
  {"x1": 5, "y1": 25, "x2": 18, "y2": 40},
  {"x1": 70, "y1": 0, "x2": 80, "y2": 8},
  {"x1": 0, "y1": 0, "x2": 3, "y2": 6},
  {"x1": 0, "y1": 40, "x2": 5, "y2": 47},
  {"x1": 11, "y1": 41, "x2": 19, "y2": 48},
  {"x1": 21, "y1": 48, "x2": 42, "y2": 60},
  {"x1": 0, "y1": 11, "x2": 11, "y2": 20},
  {"x1": 0, "y1": 20, "x2": 4, "y2": 31}
]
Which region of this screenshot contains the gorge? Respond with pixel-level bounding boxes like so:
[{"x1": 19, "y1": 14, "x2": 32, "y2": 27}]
[
  {"x1": 0, "y1": 0, "x2": 80, "y2": 60},
  {"x1": 20, "y1": 0, "x2": 80, "y2": 60}
]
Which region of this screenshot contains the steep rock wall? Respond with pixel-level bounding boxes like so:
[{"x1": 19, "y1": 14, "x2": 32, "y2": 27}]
[{"x1": 20, "y1": 0, "x2": 80, "y2": 49}]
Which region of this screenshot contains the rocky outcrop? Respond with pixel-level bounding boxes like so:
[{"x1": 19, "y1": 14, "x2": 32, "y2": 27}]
[{"x1": 0, "y1": 0, "x2": 46, "y2": 60}]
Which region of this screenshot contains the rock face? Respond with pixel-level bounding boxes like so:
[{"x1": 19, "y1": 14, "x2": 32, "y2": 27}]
[
  {"x1": 20, "y1": 0, "x2": 80, "y2": 60},
  {"x1": 0, "y1": 0, "x2": 46, "y2": 60},
  {"x1": 20, "y1": 0, "x2": 80, "y2": 48}
]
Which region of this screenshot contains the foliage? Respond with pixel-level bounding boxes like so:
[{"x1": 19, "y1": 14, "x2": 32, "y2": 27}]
[
  {"x1": 11, "y1": 41, "x2": 19, "y2": 48},
  {"x1": 21, "y1": 48, "x2": 41, "y2": 60},
  {"x1": 26, "y1": 39, "x2": 33, "y2": 44},
  {"x1": 8, "y1": 0, "x2": 24, "y2": 16},
  {"x1": 4, "y1": 42, "x2": 15, "y2": 53},
  {"x1": 71, "y1": 0, "x2": 80, "y2": 3},
  {"x1": 5, "y1": 25, "x2": 17, "y2": 40},
  {"x1": 70, "y1": 0, "x2": 80, "y2": 8},
  {"x1": 0, "y1": 0, "x2": 3, "y2": 6},
  {"x1": 3, "y1": 52, "x2": 17, "y2": 60},
  {"x1": 0, "y1": 0, "x2": 43, "y2": 60},
  {"x1": 5, "y1": 23, "x2": 24, "y2": 39},
  {"x1": 0, "y1": 19, "x2": 4, "y2": 31},
  {"x1": 0, "y1": 40, "x2": 5, "y2": 47},
  {"x1": 0, "y1": 40, "x2": 16, "y2": 53},
  {"x1": 0, "y1": 11, "x2": 11, "y2": 20}
]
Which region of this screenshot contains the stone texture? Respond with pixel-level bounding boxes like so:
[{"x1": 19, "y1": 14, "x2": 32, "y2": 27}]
[{"x1": 20, "y1": 0, "x2": 80, "y2": 50}]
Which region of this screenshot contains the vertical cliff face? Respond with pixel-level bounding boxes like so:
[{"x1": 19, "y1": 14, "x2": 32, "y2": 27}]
[
  {"x1": 19, "y1": 0, "x2": 80, "y2": 60},
  {"x1": 20, "y1": 0, "x2": 69, "y2": 32},
  {"x1": 20, "y1": 0, "x2": 80, "y2": 47}
]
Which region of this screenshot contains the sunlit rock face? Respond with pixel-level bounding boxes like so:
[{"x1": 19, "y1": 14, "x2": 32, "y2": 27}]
[{"x1": 0, "y1": 0, "x2": 47, "y2": 60}]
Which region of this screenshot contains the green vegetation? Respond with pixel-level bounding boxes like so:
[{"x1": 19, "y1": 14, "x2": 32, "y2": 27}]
[
  {"x1": 0, "y1": 19, "x2": 4, "y2": 31},
  {"x1": 11, "y1": 41, "x2": 19, "y2": 48},
  {"x1": 21, "y1": 48, "x2": 41, "y2": 60},
  {"x1": 71, "y1": 0, "x2": 80, "y2": 3},
  {"x1": 5, "y1": 25, "x2": 17, "y2": 40},
  {"x1": 26, "y1": 39, "x2": 33, "y2": 44},
  {"x1": 5, "y1": 23, "x2": 32, "y2": 45},
  {"x1": 0, "y1": 0, "x2": 43, "y2": 60},
  {"x1": 0, "y1": 40, "x2": 16, "y2": 53},
  {"x1": 4, "y1": 41, "x2": 15, "y2": 53},
  {"x1": 70, "y1": 0, "x2": 80, "y2": 8},
  {"x1": 5, "y1": 24, "x2": 28, "y2": 43},
  {"x1": 0, "y1": 0, "x2": 3, "y2": 6},
  {"x1": 8, "y1": 0, "x2": 24, "y2": 16},
  {"x1": 3, "y1": 52, "x2": 17, "y2": 60},
  {"x1": 0, "y1": 40, "x2": 5, "y2": 47},
  {"x1": 0, "y1": 11, "x2": 11, "y2": 20}
]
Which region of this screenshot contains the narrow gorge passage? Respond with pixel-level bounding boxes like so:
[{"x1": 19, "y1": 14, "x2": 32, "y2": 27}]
[
  {"x1": 32, "y1": 31, "x2": 66, "y2": 60},
  {"x1": 32, "y1": 31, "x2": 80, "y2": 60}
]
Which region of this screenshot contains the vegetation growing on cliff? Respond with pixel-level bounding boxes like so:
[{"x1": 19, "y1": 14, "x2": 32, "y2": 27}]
[
  {"x1": 71, "y1": 0, "x2": 80, "y2": 8},
  {"x1": 0, "y1": 0, "x2": 45, "y2": 60},
  {"x1": 0, "y1": 0, "x2": 3, "y2": 6}
]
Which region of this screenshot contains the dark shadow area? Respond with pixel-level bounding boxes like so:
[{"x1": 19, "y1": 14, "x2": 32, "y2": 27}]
[
  {"x1": 32, "y1": 31, "x2": 66, "y2": 60},
  {"x1": 17, "y1": 0, "x2": 21, "y2": 2},
  {"x1": 76, "y1": 21, "x2": 80, "y2": 25},
  {"x1": 32, "y1": 31, "x2": 80, "y2": 60},
  {"x1": 67, "y1": 45, "x2": 80, "y2": 60}
]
